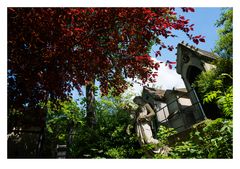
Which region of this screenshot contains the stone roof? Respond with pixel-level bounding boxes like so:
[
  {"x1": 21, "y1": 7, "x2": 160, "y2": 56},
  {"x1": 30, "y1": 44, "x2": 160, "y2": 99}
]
[
  {"x1": 171, "y1": 88, "x2": 187, "y2": 93},
  {"x1": 165, "y1": 88, "x2": 188, "y2": 98},
  {"x1": 142, "y1": 86, "x2": 166, "y2": 101},
  {"x1": 142, "y1": 87, "x2": 188, "y2": 101},
  {"x1": 197, "y1": 48, "x2": 218, "y2": 60},
  {"x1": 178, "y1": 42, "x2": 218, "y2": 61},
  {"x1": 176, "y1": 42, "x2": 218, "y2": 75}
]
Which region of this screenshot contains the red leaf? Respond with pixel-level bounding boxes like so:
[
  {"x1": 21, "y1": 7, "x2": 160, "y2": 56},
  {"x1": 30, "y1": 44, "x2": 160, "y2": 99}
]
[
  {"x1": 154, "y1": 63, "x2": 160, "y2": 69},
  {"x1": 155, "y1": 51, "x2": 161, "y2": 57},
  {"x1": 153, "y1": 73, "x2": 158, "y2": 78},
  {"x1": 193, "y1": 39, "x2": 199, "y2": 44},
  {"x1": 168, "y1": 61, "x2": 176, "y2": 64},
  {"x1": 179, "y1": 16, "x2": 185, "y2": 20},
  {"x1": 162, "y1": 44, "x2": 167, "y2": 48},
  {"x1": 199, "y1": 38, "x2": 205, "y2": 42},
  {"x1": 194, "y1": 35, "x2": 202, "y2": 38},
  {"x1": 8, "y1": 8, "x2": 206, "y2": 111},
  {"x1": 183, "y1": 28, "x2": 189, "y2": 32},
  {"x1": 74, "y1": 28, "x2": 83, "y2": 31},
  {"x1": 168, "y1": 46, "x2": 174, "y2": 51},
  {"x1": 188, "y1": 8, "x2": 195, "y2": 12}
]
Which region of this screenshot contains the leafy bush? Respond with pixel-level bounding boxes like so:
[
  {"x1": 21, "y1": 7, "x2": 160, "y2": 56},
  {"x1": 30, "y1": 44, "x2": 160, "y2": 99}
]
[
  {"x1": 203, "y1": 84, "x2": 232, "y2": 118},
  {"x1": 194, "y1": 57, "x2": 233, "y2": 118},
  {"x1": 41, "y1": 91, "x2": 144, "y2": 158},
  {"x1": 165, "y1": 118, "x2": 233, "y2": 158},
  {"x1": 156, "y1": 125, "x2": 177, "y2": 146}
]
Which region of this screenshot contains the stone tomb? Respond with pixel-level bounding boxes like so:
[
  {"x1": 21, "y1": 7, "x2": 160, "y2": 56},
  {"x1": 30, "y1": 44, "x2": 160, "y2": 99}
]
[{"x1": 141, "y1": 42, "x2": 218, "y2": 133}]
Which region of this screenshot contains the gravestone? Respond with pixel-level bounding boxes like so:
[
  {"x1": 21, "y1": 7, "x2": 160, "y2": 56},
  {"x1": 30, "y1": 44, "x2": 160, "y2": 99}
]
[{"x1": 56, "y1": 144, "x2": 67, "y2": 158}]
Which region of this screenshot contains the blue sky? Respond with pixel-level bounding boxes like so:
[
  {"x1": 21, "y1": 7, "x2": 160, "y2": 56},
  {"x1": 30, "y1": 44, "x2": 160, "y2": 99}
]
[
  {"x1": 150, "y1": 7, "x2": 222, "y2": 62},
  {"x1": 72, "y1": 7, "x2": 223, "y2": 101},
  {"x1": 129, "y1": 7, "x2": 223, "y2": 96}
]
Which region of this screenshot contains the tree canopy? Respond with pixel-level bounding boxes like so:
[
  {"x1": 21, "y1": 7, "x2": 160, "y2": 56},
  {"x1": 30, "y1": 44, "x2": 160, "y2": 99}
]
[
  {"x1": 214, "y1": 8, "x2": 233, "y2": 58},
  {"x1": 8, "y1": 7, "x2": 205, "y2": 124}
]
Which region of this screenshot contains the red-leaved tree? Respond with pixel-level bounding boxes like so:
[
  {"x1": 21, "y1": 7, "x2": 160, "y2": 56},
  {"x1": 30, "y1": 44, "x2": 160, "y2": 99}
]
[{"x1": 8, "y1": 8, "x2": 205, "y2": 128}]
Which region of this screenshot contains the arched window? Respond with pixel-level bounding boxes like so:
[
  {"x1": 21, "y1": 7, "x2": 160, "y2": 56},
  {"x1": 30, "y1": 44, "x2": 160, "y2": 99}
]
[
  {"x1": 186, "y1": 65, "x2": 221, "y2": 119},
  {"x1": 186, "y1": 66, "x2": 202, "y2": 86}
]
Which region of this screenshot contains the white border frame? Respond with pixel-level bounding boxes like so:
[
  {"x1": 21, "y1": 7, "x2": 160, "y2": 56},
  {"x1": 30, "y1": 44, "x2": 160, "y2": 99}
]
[{"x1": 1, "y1": 1, "x2": 239, "y2": 169}]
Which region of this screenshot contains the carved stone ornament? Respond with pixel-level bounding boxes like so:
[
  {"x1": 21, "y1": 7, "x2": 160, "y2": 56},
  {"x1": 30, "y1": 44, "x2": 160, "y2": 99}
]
[{"x1": 182, "y1": 54, "x2": 190, "y2": 63}]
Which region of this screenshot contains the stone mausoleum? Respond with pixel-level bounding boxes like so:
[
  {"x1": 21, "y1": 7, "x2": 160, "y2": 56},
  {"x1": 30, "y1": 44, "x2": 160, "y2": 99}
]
[{"x1": 143, "y1": 42, "x2": 218, "y2": 133}]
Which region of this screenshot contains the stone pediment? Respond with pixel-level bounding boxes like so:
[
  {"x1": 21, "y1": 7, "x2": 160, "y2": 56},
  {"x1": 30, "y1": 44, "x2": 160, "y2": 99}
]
[{"x1": 176, "y1": 42, "x2": 218, "y2": 75}]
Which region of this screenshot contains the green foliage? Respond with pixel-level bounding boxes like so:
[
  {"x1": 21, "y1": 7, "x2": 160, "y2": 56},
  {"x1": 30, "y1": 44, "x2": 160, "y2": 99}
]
[
  {"x1": 194, "y1": 57, "x2": 233, "y2": 118},
  {"x1": 43, "y1": 100, "x2": 84, "y2": 137},
  {"x1": 29, "y1": 56, "x2": 233, "y2": 159},
  {"x1": 150, "y1": 118, "x2": 233, "y2": 159},
  {"x1": 151, "y1": 125, "x2": 176, "y2": 159},
  {"x1": 217, "y1": 86, "x2": 233, "y2": 117},
  {"x1": 38, "y1": 100, "x2": 85, "y2": 157},
  {"x1": 203, "y1": 84, "x2": 232, "y2": 118},
  {"x1": 156, "y1": 125, "x2": 177, "y2": 146},
  {"x1": 8, "y1": 108, "x2": 24, "y2": 132},
  {"x1": 169, "y1": 141, "x2": 201, "y2": 158},
  {"x1": 194, "y1": 58, "x2": 232, "y2": 96},
  {"x1": 214, "y1": 8, "x2": 233, "y2": 58},
  {"x1": 193, "y1": 70, "x2": 216, "y2": 98},
  {"x1": 194, "y1": 8, "x2": 233, "y2": 118},
  {"x1": 180, "y1": 13, "x2": 233, "y2": 158},
  {"x1": 203, "y1": 91, "x2": 221, "y2": 103},
  {"x1": 193, "y1": 14, "x2": 233, "y2": 117},
  {"x1": 161, "y1": 118, "x2": 233, "y2": 158},
  {"x1": 41, "y1": 91, "x2": 143, "y2": 158},
  {"x1": 12, "y1": 85, "x2": 232, "y2": 158},
  {"x1": 91, "y1": 92, "x2": 143, "y2": 158},
  {"x1": 105, "y1": 147, "x2": 127, "y2": 158}
]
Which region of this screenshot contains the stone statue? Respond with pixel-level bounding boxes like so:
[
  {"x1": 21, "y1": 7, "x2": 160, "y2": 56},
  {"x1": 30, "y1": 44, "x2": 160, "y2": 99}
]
[
  {"x1": 133, "y1": 96, "x2": 162, "y2": 154},
  {"x1": 133, "y1": 96, "x2": 171, "y2": 155}
]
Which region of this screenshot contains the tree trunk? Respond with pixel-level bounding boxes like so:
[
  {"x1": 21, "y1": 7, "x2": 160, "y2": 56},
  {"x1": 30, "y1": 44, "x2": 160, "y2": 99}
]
[{"x1": 86, "y1": 81, "x2": 96, "y2": 128}]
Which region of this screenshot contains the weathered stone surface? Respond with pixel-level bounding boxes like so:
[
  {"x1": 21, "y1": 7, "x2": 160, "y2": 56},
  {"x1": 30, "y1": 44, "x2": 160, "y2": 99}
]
[
  {"x1": 177, "y1": 42, "x2": 217, "y2": 74},
  {"x1": 142, "y1": 86, "x2": 166, "y2": 101},
  {"x1": 133, "y1": 43, "x2": 217, "y2": 156},
  {"x1": 176, "y1": 42, "x2": 217, "y2": 120}
]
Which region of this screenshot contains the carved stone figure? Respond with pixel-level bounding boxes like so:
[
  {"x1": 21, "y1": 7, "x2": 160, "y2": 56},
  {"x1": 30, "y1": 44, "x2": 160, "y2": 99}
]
[{"x1": 133, "y1": 96, "x2": 163, "y2": 154}]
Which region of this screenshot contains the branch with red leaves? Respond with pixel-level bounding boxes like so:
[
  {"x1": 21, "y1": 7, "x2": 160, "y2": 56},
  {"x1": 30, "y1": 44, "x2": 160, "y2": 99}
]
[{"x1": 8, "y1": 7, "x2": 205, "y2": 110}]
